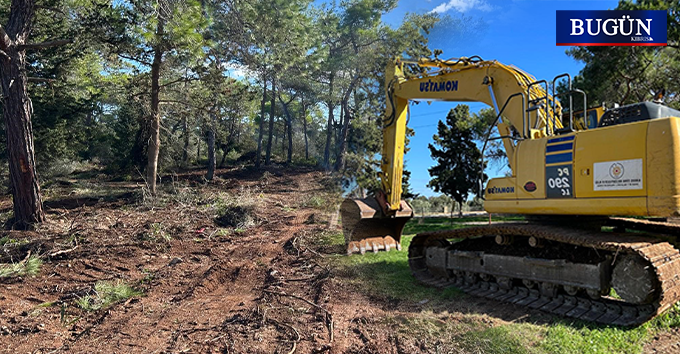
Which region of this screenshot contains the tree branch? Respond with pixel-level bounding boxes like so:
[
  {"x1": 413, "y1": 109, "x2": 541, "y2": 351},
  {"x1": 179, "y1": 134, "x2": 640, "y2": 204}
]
[
  {"x1": 159, "y1": 76, "x2": 199, "y2": 89},
  {"x1": 36, "y1": 5, "x2": 67, "y2": 15},
  {"x1": 19, "y1": 39, "x2": 72, "y2": 50},
  {"x1": 28, "y1": 77, "x2": 56, "y2": 83},
  {"x1": 159, "y1": 99, "x2": 210, "y2": 112},
  {"x1": 0, "y1": 24, "x2": 10, "y2": 51},
  {"x1": 118, "y1": 53, "x2": 152, "y2": 66},
  {"x1": 0, "y1": 49, "x2": 9, "y2": 61}
]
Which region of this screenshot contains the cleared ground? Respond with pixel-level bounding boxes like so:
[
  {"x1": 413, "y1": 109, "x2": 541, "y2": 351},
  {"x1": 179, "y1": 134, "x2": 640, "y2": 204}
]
[{"x1": 0, "y1": 167, "x2": 678, "y2": 353}]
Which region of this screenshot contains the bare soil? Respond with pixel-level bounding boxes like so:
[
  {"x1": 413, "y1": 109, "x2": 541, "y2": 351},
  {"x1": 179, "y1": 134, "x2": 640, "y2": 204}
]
[{"x1": 0, "y1": 166, "x2": 678, "y2": 353}]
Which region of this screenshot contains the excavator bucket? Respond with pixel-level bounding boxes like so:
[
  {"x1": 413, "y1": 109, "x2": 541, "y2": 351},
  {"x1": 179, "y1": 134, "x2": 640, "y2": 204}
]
[{"x1": 340, "y1": 198, "x2": 413, "y2": 255}]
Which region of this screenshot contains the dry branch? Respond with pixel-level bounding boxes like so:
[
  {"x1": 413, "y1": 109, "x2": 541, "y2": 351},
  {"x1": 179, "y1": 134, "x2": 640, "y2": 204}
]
[
  {"x1": 263, "y1": 289, "x2": 334, "y2": 343},
  {"x1": 48, "y1": 245, "x2": 78, "y2": 258}
]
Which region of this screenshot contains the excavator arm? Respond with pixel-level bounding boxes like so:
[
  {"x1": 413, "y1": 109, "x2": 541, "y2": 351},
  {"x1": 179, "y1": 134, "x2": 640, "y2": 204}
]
[
  {"x1": 341, "y1": 55, "x2": 564, "y2": 254},
  {"x1": 381, "y1": 57, "x2": 564, "y2": 212}
]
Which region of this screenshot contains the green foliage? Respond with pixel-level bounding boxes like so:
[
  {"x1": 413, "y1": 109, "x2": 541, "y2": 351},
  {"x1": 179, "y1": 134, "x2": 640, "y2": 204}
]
[
  {"x1": 0, "y1": 256, "x2": 43, "y2": 278},
  {"x1": 149, "y1": 222, "x2": 171, "y2": 242},
  {"x1": 428, "y1": 105, "x2": 488, "y2": 213},
  {"x1": 650, "y1": 302, "x2": 680, "y2": 329},
  {"x1": 0, "y1": 0, "x2": 446, "y2": 191},
  {"x1": 76, "y1": 280, "x2": 143, "y2": 311},
  {"x1": 565, "y1": 1, "x2": 680, "y2": 109},
  {"x1": 539, "y1": 323, "x2": 649, "y2": 354},
  {"x1": 0, "y1": 236, "x2": 30, "y2": 247}
]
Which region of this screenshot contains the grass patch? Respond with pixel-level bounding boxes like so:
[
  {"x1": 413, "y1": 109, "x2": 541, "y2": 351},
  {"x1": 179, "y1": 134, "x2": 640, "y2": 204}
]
[
  {"x1": 149, "y1": 222, "x2": 171, "y2": 242},
  {"x1": 331, "y1": 235, "x2": 462, "y2": 302},
  {"x1": 403, "y1": 215, "x2": 524, "y2": 235},
  {"x1": 0, "y1": 255, "x2": 42, "y2": 277},
  {"x1": 76, "y1": 280, "x2": 142, "y2": 311},
  {"x1": 316, "y1": 230, "x2": 345, "y2": 247},
  {"x1": 460, "y1": 324, "x2": 544, "y2": 354},
  {"x1": 0, "y1": 235, "x2": 30, "y2": 247},
  {"x1": 299, "y1": 192, "x2": 342, "y2": 213},
  {"x1": 540, "y1": 322, "x2": 649, "y2": 354},
  {"x1": 326, "y1": 216, "x2": 524, "y2": 302},
  {"x1": 323, "y1": 213, "x2": 680, "y2": 354},
  {"x1": 390, "y1": 314, "x2": 545, "y2": 354}
]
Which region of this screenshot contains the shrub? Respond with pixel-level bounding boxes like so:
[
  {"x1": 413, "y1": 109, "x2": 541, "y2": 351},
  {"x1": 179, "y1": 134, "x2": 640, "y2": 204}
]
[
  {"x1": 76, "y1": 280, "x2": 142, "y2": 311},
  {"x1": 213, "y1": 187, "x2": 262, "y2": 230},
  {"x1": 0, "y1": 256, "x2": 42, "y2": 278}
]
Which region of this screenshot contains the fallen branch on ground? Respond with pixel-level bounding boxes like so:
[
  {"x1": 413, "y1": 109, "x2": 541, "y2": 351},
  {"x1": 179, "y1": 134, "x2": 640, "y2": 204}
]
[{"x1": 263, "y1": 289, "x2": 334, "y2": 343}]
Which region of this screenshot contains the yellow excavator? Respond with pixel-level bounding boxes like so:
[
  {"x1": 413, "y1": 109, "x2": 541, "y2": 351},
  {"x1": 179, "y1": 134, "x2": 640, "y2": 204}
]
[{"x1": 340, "y1": 56, "x2": 680, "y2": 325}]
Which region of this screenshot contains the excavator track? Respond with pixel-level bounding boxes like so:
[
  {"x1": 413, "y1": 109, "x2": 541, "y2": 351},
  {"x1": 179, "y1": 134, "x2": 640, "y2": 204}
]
[{"x1": 408, "y1": 222, "x2": 680, "y2": 326}]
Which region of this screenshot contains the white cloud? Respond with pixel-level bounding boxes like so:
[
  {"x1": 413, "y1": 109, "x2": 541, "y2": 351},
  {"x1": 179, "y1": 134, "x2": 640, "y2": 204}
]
[{"x1": 430, "y1": 0, "x2": 492, "y2": 13}]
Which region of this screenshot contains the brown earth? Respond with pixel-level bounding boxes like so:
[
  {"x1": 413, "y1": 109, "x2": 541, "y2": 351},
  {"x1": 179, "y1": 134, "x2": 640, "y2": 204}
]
[
  {"x1": 0, "y1": 166, "x2": 415, "y2": 354},
  {"x1": 0, "y1": 166, "x2": 678, "y2": 353}
]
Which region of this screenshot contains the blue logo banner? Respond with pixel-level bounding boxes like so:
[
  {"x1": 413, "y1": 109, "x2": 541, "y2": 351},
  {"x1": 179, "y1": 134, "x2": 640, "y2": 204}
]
[{"x1": 556, "y1": 10, "x2": 667, "y2": 46}]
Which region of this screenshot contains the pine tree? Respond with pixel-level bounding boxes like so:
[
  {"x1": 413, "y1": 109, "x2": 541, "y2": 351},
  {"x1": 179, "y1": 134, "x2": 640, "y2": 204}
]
[{"x1": 427, "y1": 105, "x2": 486, "y2": 217}]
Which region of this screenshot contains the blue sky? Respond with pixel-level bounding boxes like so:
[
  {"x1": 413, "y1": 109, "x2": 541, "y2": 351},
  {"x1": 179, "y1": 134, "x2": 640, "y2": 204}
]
[{"x1": 376, "y1": 0, "x2": 620, "y2": 197}]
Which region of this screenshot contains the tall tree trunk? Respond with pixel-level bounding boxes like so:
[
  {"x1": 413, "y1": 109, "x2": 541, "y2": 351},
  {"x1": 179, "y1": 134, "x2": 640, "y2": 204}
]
[
  {"x1": 336, "y1": 104, "x2": 344, "y2": 153},
  {"x1": 278, "y1": 94, "x2": 295, "y2": 164},
  {"x1": 0, "y1": 0, "x2": 45, "y2": 229},
  {"x1": 182, "y1": 114, "x2": 189, "y2": 164},
  {"x1": 279, "y1": 119, "x2": 284, "y2": 156},
  {"x1": 323, "y1": 73, "x2": 335, "y2": 170},
  {"x1": 286, "y1": 106, "x2": 293, "y2": 164},
  {"x1": 146, "y1": 17, "x2": 165, "y2": 195},
  {"x1": 302, "y1": 97, "x2": 309, "y2": 160},
  {"x1": 182, "y1": 69, "x2": 190, "y2": 165},
  {"x1": 255, "y1": 73, "x2": 267, "y2": 168},
  {"x1": 130, "y1": 117, "x2": 150, "y2": 169},
  {"x1": 206, "y1": 109, "x2": 216, "y2": 181},
  {"x1": 335, "y1": 74, "x2": 360, "y2": 172},
  {"x1": 219, "y1": 147, "x2": 227, "y2": 167},
  {"x1": 334, "y1": 103, "x2": 351, "y2": 171},
  {"x1": 265, "y1": 77, "x2": 276, "y2": 165}
]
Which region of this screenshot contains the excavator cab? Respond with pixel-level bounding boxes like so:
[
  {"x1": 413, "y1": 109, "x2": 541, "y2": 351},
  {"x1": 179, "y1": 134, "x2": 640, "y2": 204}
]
[{"x1": 570, "y1": 106, "x2": 605, "y2": 130}]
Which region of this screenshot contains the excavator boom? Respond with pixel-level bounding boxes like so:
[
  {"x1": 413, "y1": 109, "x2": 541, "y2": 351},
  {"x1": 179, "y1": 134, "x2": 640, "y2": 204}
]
[
  {"x1": 341, "y1": 56, "x2": 564, "y2": 254},
  {"x1": 340, "y1": 53, "x2": 680, "y2": 325}
]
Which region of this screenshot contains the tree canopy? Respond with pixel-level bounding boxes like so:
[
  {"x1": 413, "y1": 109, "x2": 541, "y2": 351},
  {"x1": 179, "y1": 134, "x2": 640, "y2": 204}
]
[{"x1": 427, "y1": 105, "x2": 487, "y2": 217}]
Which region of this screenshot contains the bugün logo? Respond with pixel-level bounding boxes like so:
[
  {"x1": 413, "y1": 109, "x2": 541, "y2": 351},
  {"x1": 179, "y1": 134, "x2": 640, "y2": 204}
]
[
  {"x1": 570, "y1": 16, "x2": 652, "y2": 37},
  {"x1": 556, "y1": 10, "x2": 667, "y2": 46}
]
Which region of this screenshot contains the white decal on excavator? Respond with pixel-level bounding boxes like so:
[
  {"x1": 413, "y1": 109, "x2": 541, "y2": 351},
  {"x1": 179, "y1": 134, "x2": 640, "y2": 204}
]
[{"x1": 593, "y1": 158, "x2": 643, "y2": 191}]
